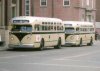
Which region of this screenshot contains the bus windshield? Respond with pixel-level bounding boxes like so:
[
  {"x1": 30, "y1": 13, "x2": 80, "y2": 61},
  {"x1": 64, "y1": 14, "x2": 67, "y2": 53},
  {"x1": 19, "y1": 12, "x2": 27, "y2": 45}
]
[
  {"x1": 65, "y1": 27, "x2": 75, "y2": 34},
  {"x1": 11, "y1": 25, "x2": 32, "y2": 32}
]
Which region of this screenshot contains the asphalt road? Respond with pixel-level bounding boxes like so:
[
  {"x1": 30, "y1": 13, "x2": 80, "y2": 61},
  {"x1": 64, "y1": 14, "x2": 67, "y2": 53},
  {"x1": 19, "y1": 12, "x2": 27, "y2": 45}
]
[{"x1": 0, "y1": 41, "x2": 100, "y2": 71}]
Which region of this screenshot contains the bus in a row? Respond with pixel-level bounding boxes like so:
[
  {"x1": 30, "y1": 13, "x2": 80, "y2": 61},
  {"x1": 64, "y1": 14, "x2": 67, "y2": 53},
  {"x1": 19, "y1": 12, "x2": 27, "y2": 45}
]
[
  {"x1": 8, "y1": 16, "x2": 95, "y2": 50},
  {"x1": 8, "y1": 16, "x2": 65, "y2": 50},
  {"x1": 63, "y1": 21, "x2": 95, "y2": 46}
]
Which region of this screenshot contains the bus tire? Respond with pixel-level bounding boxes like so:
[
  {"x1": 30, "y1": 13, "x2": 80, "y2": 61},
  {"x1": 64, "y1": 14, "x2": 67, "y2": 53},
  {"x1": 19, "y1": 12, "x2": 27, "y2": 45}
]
[
  {"x1": 54, "y1": 38, "x2": 61, "y2": 49},
  {"x1": 87, "y1": 38, "x2": 93, "y2": 46},
  {"x1": 78, "y1": 38, "x2": 82, "y2": 47},
  {"x1": 38, "y1": 38, "x2": 44, "y2": 51}
]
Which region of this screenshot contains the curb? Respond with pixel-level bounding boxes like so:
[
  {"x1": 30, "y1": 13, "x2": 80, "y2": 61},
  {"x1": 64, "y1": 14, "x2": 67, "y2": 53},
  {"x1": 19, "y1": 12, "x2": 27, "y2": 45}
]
[{"x1": 0, "y1": 46, "x2": 7, "y2": 51}]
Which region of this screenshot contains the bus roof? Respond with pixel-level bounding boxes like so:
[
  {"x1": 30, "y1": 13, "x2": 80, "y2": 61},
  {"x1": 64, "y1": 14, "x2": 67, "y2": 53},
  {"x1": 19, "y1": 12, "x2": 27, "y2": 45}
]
[
  {"x1": 63, "y1": 21, "x2": 94, "y2": 27},
  {"x1": 11, "y1": 16, "x2": 62, "y2": 24}
]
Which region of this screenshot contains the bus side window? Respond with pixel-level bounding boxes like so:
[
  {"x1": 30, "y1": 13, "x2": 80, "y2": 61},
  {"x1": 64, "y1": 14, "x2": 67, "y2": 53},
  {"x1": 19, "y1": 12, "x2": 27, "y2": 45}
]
[
  {"x1": 35, "y1": 25, "x2": 40, "y2": 31},
  {"x1": 57, "y1": 26, "x2": 59, "y2": 30},
  {"x1": 42, "y1": 25, "x2": 45, "y2": 31},
  {"x1": 54, "y1": 22, "x2": 56, "y2": 30},
  {"x1": 45, "y1": 22, "x2": 47, "y2": 31},
  {"x1": 42, "y1": 22, "x2": 45, "y2": 31},
  {"x1": 51, "y1": 22, "x2": 53, "y2": 30},
  {"x1": 48, "y1": 22, "x2": 50, "y2": 30},
  {"x1": 59, "y1": 23, "x2": 62, "y2": 30},
  {"x1": 61, "y1": 26, "x2": 63, "y2": 30},
  {"x1": 80, "y1": 28, "x2": 83, "y2": 32},
  {"x1": 57, "y1": 23, "x2": 60, "y2": 30},
  {"x1": 76, "y1": 27, "x2": 79, "y2": 31}
]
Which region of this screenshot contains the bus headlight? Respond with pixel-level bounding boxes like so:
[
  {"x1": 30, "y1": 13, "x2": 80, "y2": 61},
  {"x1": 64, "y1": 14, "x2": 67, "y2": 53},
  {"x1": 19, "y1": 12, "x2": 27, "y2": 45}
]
[{"x1": 11, "y1": 37, "x2": 14, "y2": 40}]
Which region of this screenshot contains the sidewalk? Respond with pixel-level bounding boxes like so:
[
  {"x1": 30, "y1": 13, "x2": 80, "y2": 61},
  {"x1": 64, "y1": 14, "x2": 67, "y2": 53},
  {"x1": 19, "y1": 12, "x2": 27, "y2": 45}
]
[
  {"x1": 94, "y1": 40, "x2": 100, "y2": 43},
  {"x1": 0, "y1": 30, "x2": 9, "y2": 51},
  {"x1": 0, "y1": 46, "x2": 7, "y2": 51},
  {"x1": 0, "y1": 41, "x2": 6, "y2": 51}
]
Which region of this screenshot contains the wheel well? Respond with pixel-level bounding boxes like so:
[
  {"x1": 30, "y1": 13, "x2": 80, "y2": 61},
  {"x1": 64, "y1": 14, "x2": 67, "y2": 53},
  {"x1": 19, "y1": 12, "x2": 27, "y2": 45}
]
[
  {"x1": 59, "y1": 37, "x2": 61, "y2": 40},
  {"x1": 91, "y1": 37, "x2": 93, "y2": 39},
  {"x1": 90, "y1": 37, "x2": 93, "y2": 42},
  {"x1": 41, "y1": 38, "x2": 44, "y2": 46},
  {"x1": 41, "y1": 38, "x2": 44, "y2": 42},
  {"x1": 58, "y1": 37, "x2": 61, "y2": 42},
  {"x1": 80, "y1": 38, "x2": 82, "y2": 41},
  {"x1": 79, "y1": 38, "x2": 82, "y2": 44}
]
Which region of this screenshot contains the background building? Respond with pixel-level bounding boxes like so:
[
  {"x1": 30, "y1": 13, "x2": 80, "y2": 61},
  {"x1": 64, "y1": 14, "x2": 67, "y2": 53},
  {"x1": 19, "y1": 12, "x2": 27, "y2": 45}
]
[
  {"x1": 96, "y1": 0, "x2": 100, "y2": 36},
  {"x1": 0, "y1": 0, "x2": 6, "y2": 45},
  {"x1": 0, "y1": 0, "x2": 20, "y2": 46},
  {"x1": 0, "y1": 0, "x2": 96, "y2": 28},
  {"x1": 96, "y1": 0, "x2": 100, "y2": 22},
  {"x1": 21, "y1": 0, "x2": 96, "y2": 22}
]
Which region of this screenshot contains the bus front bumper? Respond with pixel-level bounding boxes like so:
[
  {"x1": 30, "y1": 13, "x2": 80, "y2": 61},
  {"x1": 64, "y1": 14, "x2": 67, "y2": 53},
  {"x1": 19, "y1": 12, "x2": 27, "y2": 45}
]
[{"x1": 9, "y1": 44, "x2": 34, "y2": 48}]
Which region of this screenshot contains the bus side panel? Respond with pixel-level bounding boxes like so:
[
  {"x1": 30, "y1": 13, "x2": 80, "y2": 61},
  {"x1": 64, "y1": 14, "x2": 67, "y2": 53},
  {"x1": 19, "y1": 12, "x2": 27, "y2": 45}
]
[{"x1": 60, "y1": 33, "x2": 65, "y2": 45}]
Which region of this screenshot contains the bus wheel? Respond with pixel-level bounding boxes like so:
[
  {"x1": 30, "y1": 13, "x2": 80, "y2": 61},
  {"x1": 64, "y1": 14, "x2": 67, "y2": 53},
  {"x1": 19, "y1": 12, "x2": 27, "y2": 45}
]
[
  {"x1": 87, "y1": 38, "x2": 93, "y2": 46},
  {"x1": 39, "y1": 39, "x2": 44, "y2": 51},
  {"x1": 54, "y1": 38, "x2": 61, "y2": 49},
  {"x1": 78, "y1": 39, "x2": 82, "y2": 47}
]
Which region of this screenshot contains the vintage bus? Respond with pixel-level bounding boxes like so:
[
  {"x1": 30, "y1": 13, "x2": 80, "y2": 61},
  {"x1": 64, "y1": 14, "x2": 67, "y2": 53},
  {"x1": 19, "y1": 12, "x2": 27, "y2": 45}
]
[
  {"x1": 63, "y1": 21, "x2": 95, "y2": 46},
  {"x1": 8, "y1": 16, "x2": 65, "y2": 50}
]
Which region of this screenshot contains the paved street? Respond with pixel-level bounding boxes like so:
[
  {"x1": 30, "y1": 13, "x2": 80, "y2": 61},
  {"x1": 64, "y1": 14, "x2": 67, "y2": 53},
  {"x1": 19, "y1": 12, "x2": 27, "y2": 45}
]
[{"x1": 0, "y1": 41, "x2": 100, "y2": 71}]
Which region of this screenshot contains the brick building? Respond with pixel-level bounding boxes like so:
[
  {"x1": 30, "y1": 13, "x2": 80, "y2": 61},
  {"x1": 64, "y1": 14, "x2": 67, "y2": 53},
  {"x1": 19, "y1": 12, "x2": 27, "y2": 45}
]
[
  {"x1": 20, "y1": 0, "x2": 96, "y2": 22},
  {"x1": 96, "y1": 0, "x2": 100, "y2": 35},
  {"x1": 96, "y1": 0, "x2": 100, "y2": 22},
  {"x1": 0, "y1": 0, "x2": 96, "y2": 27}
]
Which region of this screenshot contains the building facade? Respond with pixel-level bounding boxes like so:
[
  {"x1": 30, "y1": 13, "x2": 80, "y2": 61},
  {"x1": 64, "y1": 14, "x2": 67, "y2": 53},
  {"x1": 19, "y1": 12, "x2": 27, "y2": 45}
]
[
  {"x1": 0, "y1": 0, "x2": 21, "y2": 28},
  {"x1": 96, "y1": 0, "x2": 100, "y2": 22},
  {"x1": 0, "y1": 0, "x2": 6, "y2": 45},
  {"x1": 0, "y1": 0, "x2": 21, "y2": 46},
  {"x1": 0, "y1": 0, "x2": 96, "y2": 28},
  {"x1": 96, "y1": 0, "x2": 100, "y2": 35},
  {"x1": 21, "y1": 0, "x2": 96, "y2": 22}
]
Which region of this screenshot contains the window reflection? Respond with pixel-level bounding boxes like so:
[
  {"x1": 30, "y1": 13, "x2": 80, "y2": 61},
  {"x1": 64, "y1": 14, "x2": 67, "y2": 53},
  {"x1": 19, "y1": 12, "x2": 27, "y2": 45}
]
[{"x1": 11, "y1": 25, "x2": 32, "y2": 32}]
